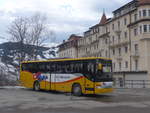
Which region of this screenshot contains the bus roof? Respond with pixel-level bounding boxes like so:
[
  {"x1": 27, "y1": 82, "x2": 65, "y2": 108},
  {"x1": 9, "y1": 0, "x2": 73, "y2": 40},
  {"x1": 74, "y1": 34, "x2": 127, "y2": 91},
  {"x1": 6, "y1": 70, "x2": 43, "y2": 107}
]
[{"x1": 21, "y1": 57, "x2": 112, "y2": 64}]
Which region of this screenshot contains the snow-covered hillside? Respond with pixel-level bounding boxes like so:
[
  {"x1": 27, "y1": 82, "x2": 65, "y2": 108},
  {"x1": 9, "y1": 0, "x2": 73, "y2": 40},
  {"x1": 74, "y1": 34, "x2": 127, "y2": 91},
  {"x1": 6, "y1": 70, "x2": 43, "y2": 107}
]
[{"x1": 0, "y1": 42, "x2": 57, "y2": 84}]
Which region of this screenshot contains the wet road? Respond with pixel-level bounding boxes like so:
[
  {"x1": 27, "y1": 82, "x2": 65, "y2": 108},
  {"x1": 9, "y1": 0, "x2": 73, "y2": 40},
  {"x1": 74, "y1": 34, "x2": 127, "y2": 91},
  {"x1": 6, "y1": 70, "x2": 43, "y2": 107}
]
[{"x1": 0, "y1": 88, "x2": 150, "y2": 113}]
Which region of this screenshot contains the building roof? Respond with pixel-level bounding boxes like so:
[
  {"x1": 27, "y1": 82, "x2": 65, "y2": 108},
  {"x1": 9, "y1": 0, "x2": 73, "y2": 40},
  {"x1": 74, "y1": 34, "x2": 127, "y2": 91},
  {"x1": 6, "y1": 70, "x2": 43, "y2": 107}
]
[
  {"x1": 68, "y1": 34, "x2": 82, "y2": 41},
  {"x1": 113, "y1": 0, "x2": 150, "y2": 13},
  {"x1": 99, "y1": 13, "x2": 107, "y2": 25},
  {"x1": 113, "y1": 0, "x2": 137, "y2": 13},
  {"x1": 138, "y1": 0, "x2": 150, "y2": 5},
  {"x1": 57, "y1": 34, "x2": 82, "y2": 47}
]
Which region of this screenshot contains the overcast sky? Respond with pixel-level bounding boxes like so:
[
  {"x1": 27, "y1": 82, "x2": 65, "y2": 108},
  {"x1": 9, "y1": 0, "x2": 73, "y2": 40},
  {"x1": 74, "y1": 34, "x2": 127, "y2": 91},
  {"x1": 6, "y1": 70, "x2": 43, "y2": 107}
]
[{"x1": 0, "y1": 0, "x2": 131, "y2": 44}]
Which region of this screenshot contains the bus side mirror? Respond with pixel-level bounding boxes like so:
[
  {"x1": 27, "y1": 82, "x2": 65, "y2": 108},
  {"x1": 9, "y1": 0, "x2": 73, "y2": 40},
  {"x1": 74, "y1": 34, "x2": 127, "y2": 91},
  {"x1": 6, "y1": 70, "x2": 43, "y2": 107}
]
[{"x1": 98, "y1": 64, "x2": 102, "y2": 70}]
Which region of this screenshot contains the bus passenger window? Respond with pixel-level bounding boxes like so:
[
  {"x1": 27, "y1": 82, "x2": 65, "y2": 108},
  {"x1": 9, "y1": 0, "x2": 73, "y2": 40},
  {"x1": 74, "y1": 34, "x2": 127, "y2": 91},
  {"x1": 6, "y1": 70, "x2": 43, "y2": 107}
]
[
  {"x1": 46, "y1": 64, "x2": 50, "y2": 71},
  {"x1": 50, "y1": 63, "x2": 56, "y2": 72}
]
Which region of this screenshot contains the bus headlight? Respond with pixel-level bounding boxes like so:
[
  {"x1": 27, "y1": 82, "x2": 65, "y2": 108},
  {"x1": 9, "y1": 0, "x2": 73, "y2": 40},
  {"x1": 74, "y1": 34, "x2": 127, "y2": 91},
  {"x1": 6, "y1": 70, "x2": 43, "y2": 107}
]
[
  {"x1": 96, "y1": 82, "x2": 113, "y2": 88},
  {"x1": 96, "y1": 86, "x2": 102, "y2": 89}
]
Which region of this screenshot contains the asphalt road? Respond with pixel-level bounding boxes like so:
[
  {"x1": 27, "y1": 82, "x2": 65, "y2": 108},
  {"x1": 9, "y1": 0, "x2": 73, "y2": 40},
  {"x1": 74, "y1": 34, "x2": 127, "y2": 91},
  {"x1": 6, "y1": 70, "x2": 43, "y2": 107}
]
[{"x1": 0, "y1": 88, "x2": 150, "y2": 113}]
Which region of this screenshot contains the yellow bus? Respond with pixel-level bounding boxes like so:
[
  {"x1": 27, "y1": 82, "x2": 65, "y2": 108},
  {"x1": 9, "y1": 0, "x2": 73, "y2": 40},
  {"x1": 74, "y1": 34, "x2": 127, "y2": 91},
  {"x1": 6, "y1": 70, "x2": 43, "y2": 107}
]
[{"x1": 20, "y1": 57, "x2": 113, "y2": 96}]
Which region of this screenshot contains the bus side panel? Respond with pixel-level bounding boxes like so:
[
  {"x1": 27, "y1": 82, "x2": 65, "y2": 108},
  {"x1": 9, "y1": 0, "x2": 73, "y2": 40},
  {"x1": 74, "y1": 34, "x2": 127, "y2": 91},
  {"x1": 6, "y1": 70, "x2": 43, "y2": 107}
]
[
  {"x1": 40, "y1": 81, "x2": 46, "y2": 89},
  {"x1": 66, "y1": 75, "x2": 86, "y2": 94},
  {"x1": 38, "y1": 73, "x2": 50, "y2": 90},
  {"x1": 20, "y1": 71, "x2": 34, "y2": 88},
  {"x1": 45, "y1": 81, "x2": 50, "y2": 90},
  {"x1": 84, "y1": 78, "x2": 95, "y2": 94},
  {"x1": 51, "y1": 74, "x2": 85, "y2": 93},
  {"x1": 54, "y1": 74, "x2": 66, "y2": 92},
  {"x1": 65, "y1": 77, "x2": 85, "y2": 93}
]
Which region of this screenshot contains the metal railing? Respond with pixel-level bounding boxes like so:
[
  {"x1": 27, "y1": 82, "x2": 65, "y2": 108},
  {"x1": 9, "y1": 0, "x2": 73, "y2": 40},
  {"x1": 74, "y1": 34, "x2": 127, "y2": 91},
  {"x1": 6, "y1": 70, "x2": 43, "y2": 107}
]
[{"x1": 114, "y1": 80, "x2": 150, "y2": 88}]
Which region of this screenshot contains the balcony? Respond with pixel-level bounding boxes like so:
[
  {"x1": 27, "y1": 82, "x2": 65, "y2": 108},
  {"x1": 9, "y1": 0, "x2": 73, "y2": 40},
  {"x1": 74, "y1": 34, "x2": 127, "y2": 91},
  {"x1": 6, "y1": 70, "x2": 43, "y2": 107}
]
[
  {"x1": 131, "y1": 51, "x2": 139, "y2": 59},
  {"x1": 116, "y1": 55, "x2": 123, "y2": 61},
  {"x1": 109, "y1": 38, "x2": 130, "y2": 48},
  {"x1": 121, "y1": 38, "x2": 130, "y2": 45},
  {"x1": 128, "y1": 18, "x2": 150, "y2": 28},
  {"x1": 115, "y1": 29, "x2": 121, "y2": 35}
]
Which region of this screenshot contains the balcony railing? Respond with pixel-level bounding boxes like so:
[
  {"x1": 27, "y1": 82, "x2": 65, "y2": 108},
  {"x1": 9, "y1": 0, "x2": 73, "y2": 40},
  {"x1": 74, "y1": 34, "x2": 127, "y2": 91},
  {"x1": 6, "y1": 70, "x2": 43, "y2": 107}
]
[
  {"x1": 116, "y1": 55, "x2": 123, "y2": 61},
  {"x1": 131, "y1": 51, "x2": 139, "y2": 58},
  {"x1": 109, "y1": 38, "x2": 130, "y2": 48}
]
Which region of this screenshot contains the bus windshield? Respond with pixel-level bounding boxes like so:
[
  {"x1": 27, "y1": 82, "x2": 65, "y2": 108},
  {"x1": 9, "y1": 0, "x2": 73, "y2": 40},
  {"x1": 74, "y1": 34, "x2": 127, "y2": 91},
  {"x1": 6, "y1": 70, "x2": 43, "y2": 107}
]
[
  {"x1": 102, "y1": 65, "x2": 112, "y2": 73},
  {"x1": 94, "y1": 60, "x2": 113, "y2": 82}
]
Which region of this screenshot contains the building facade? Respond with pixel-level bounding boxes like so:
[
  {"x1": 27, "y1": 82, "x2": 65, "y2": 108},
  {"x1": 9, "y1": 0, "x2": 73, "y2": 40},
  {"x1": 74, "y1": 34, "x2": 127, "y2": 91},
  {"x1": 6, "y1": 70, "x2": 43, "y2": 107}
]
[
  {"x1": 58, "y1": 0, "x2": 150, "y2": 86},
  {"x1": 58, "y1": 34, "x2": 81, "y2": 58}
]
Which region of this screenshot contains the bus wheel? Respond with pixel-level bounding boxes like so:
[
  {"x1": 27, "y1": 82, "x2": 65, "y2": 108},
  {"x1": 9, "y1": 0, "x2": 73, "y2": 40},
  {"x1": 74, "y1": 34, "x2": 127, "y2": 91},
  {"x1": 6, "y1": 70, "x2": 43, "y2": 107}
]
[
  {"x1": 34, "y1": 81, "x2": 40, "y2": 91},
  {"x1": 72, "y1": 84, "x2": 82, "y2": 96}
]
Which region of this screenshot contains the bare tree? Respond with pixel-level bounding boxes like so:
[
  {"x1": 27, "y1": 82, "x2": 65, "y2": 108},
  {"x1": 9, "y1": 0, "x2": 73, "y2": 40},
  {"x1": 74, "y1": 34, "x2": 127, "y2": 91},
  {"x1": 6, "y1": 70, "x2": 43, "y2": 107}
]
[
  {"x1": 8, "y1": 13, "x2": 55, "y2": 62},
  {"x1": 8, "y1": 17, "x2": 28, "y2": 62}
]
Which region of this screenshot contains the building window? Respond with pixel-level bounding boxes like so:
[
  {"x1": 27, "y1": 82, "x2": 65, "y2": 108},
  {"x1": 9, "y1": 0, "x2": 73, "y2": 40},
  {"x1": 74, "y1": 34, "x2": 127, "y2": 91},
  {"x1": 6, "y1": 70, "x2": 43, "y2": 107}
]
[
  {"x1": 134, "y1": 14, "x2": 137, "y2": 21},
  {"x1": 105, "y1": 50, "x2": 108, "y2": 57},
  {"x1": 124, "y1": 18, "x2": 127, "y2": 25},
  {"x1": 113, "y1": 63, "x2": 115, "y2": 71},
  {"x1": 106, "y1": 27, "x2": 108, "y2": 33},
  {"x1": 118, "y1": 34, "x2": 121, "y2": 42},
  {"x1": 118, "y1": 77, "x2": 123, "y2": 87},
  {"x1": 112, "y1": 36, "x2": 114, "y2": 43},
  {"x1": 113, "y1": 49, "x2": 115, "y2": 55},
  {"x1": 140, "y1": 25, "x2": 142, "y2": 34},
  {"x1": 105, "y1": 38, "x2": 108, "y2": 44},
  {"x1": 125, "y1": 61, "x2": 128, "y2": 68},
  {"x1": 119, "y1": 48, "x2": 121, "y2": 56},
  {"x1": 125, "y1": 46, "x2": 128, "y2": 53},
  {"x1": 143, "y1": 25, "x2": 147, "y2": 32},
  {"x1": 94, "y1": 45, "x2": 96, "y2": 49},
  {"x1": 118, "y1": 21, "x2": 120, "y2": 28},
  {"x1": 135, "y1": 60, "x2": 138, "y2": 71},
  {"x1": 143, "y1": 10, "x2": 147, "y2": 17},
  {"x1": 139, "y1": 11, "x2": 141, "y2": 18},
  {"x1": 124, "y1": 32, "x2": 127, "y2": 38},
  {"x1": 86, "y1": 48, "x2": 87, "y2": 52},
  {"x1": 119, "y1": 62, "x2": 121, "y2": 70},
  {"x1": 112, "y1": 24, "x2": 114, "y2": 30},
  {"x1": 135, "y1": 44, "x2": 138, "y2": 52},
  {"x1": 134, "y1": 28, "x2": 137, "y2": 36},
  {"x1": 99, "y1": 52, "x2": 101, "y2": 57}
]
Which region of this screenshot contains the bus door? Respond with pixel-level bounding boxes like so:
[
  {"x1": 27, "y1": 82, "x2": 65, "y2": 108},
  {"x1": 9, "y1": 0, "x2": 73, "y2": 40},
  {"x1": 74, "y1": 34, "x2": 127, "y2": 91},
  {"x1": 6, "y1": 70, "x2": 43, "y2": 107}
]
[
  {"x1": 50, "y1": 73, "x2": 56, "y2": 90},
  {"x1": 45, "y1": 73, "x2": 51, "y2": 90},
  {"x1": 45, "y1": 72, "x2": 57, "y2": 91},
  {"x1": 84, "y1": 62, "x2": 95, "y2": 94}
]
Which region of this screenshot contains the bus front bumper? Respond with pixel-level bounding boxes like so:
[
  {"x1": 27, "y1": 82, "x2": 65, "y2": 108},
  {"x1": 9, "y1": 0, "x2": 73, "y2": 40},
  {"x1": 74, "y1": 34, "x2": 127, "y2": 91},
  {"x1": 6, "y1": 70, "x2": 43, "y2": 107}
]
[{"x1": 94, "y1": 88, "x2": 114, "y2": 94}]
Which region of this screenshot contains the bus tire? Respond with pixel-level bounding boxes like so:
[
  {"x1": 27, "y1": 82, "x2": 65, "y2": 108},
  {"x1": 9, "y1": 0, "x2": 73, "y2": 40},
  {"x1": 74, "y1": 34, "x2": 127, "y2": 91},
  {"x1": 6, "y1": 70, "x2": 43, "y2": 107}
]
[
  {"x1": 72, "y1": 84, "x2": 82, "y2": 96},
  {"x1": 33, "y1": 81, "x2": 40, "y2": 91}
]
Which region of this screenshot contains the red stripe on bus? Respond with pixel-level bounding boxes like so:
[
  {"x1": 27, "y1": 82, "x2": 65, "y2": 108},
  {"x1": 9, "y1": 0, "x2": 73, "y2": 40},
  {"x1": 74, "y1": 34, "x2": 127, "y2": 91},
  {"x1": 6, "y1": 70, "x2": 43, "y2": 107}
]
[
  {"x1": 22, "y1": 71, "x2": 85, "y2": 84},
  {"x1": 51, "y1": 76, "x2": 84, "y2": 84}
]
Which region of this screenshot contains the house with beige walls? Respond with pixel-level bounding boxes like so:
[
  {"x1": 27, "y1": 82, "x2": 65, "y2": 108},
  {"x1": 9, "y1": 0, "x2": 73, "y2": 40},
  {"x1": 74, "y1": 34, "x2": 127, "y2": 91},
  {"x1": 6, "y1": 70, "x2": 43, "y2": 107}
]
[
  {"x1": 58, "y1": 0, "x2": 150, "y2": 87},
  {"x1": 57, "y1": 34, "x2": 82, "y2": 58}
]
